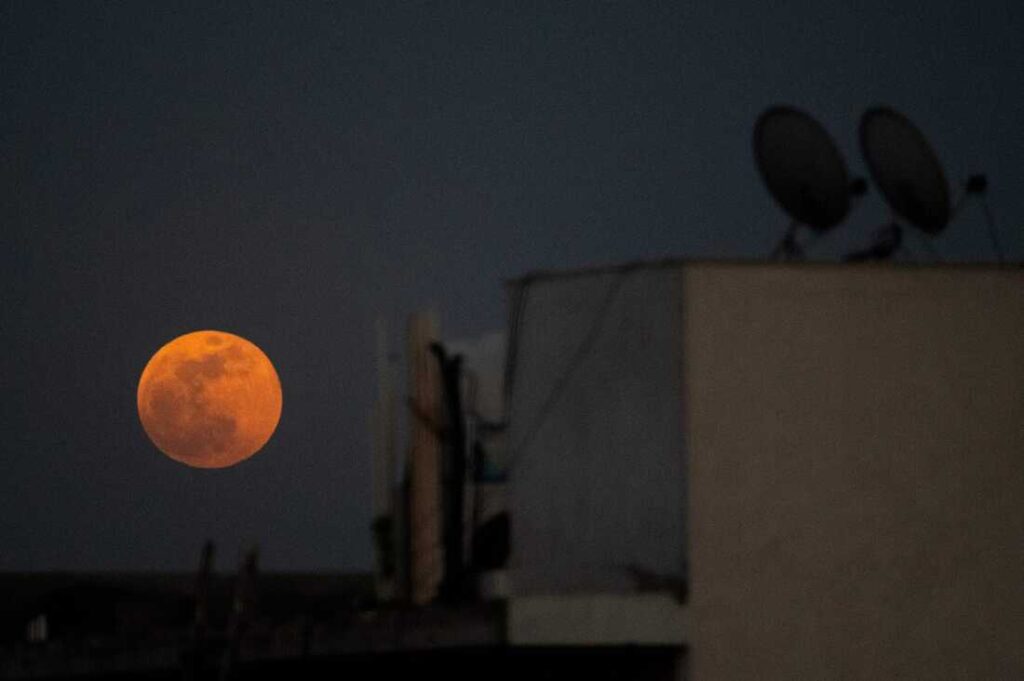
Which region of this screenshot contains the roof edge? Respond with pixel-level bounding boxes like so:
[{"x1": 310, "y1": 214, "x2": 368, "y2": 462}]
[{"x1": 505, "y1": 256, "x2": 1022, "y2": 287}]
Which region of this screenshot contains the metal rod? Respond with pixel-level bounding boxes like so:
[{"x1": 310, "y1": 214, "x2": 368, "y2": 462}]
[{"x1": 980, "y1": 199, "x2": 1006, "y2": 264}]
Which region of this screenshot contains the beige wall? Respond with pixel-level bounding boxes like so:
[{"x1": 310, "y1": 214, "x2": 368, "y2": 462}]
[{"x1": 683, "y1": 264, "x2": 1024, "y2": 680}]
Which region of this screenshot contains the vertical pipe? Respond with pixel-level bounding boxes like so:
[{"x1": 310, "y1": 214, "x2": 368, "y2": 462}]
[
  {"x1": 408, "y1": 311, "x2": 442, "y2": 605},
  {"x1": 432, "y1": 344, "x2": 469, "y2": 602}
]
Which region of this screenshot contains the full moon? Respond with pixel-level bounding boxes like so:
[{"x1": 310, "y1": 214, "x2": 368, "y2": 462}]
[{"x1": 137, "y1": 330, "x2": 282, "y2": 468}]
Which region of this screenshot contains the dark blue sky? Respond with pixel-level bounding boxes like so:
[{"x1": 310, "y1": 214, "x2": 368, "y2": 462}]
[{"x1": 2, "y1": 1, "x2": 1021, "y2": 571}]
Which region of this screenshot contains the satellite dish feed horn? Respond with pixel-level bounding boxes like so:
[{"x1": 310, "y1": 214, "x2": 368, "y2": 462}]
[{"x1": 754, "y1": 106, "x2": 863, "y2": 260}]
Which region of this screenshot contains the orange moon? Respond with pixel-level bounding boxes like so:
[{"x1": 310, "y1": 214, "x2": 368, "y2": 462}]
[{"x1": 137, "y1": 330, "x2": 282, "y2": 468}]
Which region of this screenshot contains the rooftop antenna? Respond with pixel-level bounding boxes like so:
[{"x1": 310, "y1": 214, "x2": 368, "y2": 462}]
[
  {"x1": 852, "y1": 106, "x2": 1004, "y2": 262},
  {"x1": 754, "y1": 106, "x2": 866, "y2": 261}
]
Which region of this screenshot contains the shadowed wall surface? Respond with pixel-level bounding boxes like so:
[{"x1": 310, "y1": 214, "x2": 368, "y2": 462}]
[{"x1": 507, "y1": 267, "x2": 687, "y2": 595}]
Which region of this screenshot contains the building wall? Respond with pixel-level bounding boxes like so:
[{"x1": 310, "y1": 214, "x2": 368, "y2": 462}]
[
  {"x1": 683, "y1": 264, "x2": 1024, "y2": 679},
  {"x1": 507, "y1": 267, "x2": 688, "y2": 595},
  {"x1": 508, "y1": 593, "x2": 687, "y2": 647}
]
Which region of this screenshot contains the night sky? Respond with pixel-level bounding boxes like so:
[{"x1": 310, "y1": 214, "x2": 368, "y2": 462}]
[{"x1": 2, "y1": 2, "x2": 1021, "y2": 571}]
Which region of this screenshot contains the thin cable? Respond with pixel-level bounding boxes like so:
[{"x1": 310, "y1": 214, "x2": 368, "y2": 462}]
[
  {"x1": 502, "y1": 283, "x2": 529, "y2": 414},
  {"x1": 949, "y1": 190, "x2": 970, "y2": 223},
  {"x1": 505, "y1": 269, "x2": 632, "y2": 472},
  {"x1": 979, "y1": 199, "x2": 1006, "y2": 264}
]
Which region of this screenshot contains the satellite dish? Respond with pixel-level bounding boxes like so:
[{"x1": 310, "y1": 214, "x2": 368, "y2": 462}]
[
  {"x1": 754, "y1": 106, "x2": 854, "y2": 232},
  {"x1": 859, "y1": 107, "x2": 950, "y2": 235}
]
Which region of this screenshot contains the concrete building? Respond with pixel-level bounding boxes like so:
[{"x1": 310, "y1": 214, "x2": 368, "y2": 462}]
[{"x1": 502, "y1": 259, "x2": 1023, "y2": 679}]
